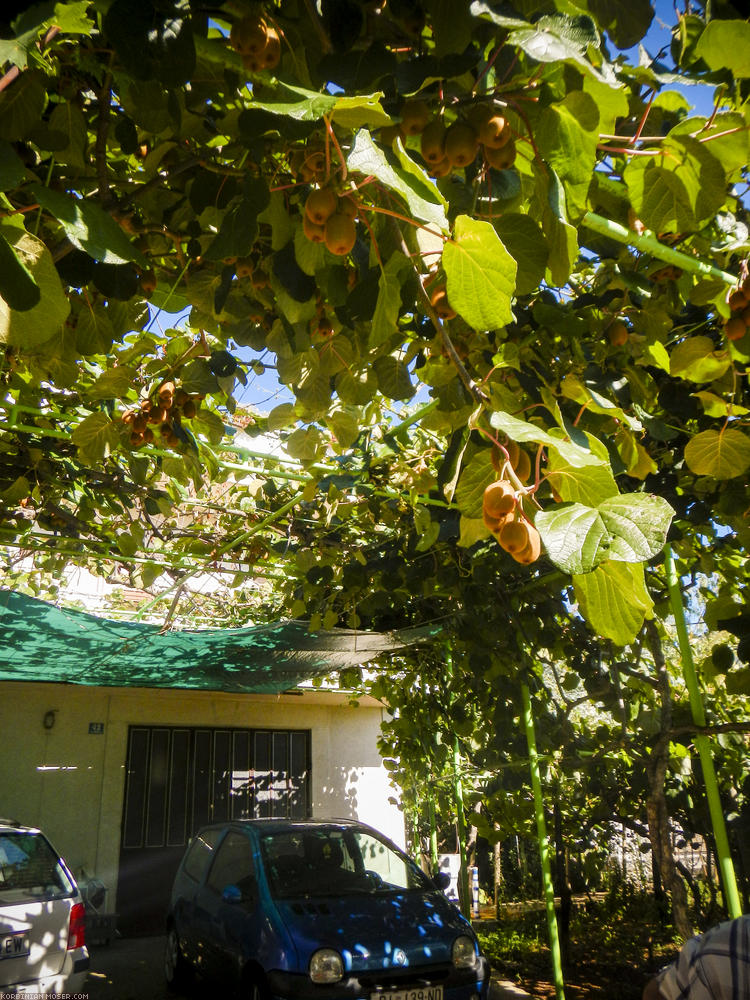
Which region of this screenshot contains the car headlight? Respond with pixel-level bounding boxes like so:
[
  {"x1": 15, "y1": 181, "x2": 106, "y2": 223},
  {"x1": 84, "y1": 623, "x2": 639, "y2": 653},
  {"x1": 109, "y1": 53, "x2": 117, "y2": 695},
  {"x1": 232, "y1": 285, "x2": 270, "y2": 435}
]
[
  {"x1": 310, "y1": 948, "x2": 344, "y2": 983},
  {"x1": 452, "y1": 935, "x2": 477, "y2": 969}
]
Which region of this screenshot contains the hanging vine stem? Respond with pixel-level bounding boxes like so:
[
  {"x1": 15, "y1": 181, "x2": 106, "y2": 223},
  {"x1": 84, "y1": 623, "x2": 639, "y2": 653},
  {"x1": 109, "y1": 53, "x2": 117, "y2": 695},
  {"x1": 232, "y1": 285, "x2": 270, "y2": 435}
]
[
  {"x1": 323, "y1": 115, "x2": 347, "y2": 182},
  {"x1": 94, "y1": 62, "x2": 114, "y2": 206}
]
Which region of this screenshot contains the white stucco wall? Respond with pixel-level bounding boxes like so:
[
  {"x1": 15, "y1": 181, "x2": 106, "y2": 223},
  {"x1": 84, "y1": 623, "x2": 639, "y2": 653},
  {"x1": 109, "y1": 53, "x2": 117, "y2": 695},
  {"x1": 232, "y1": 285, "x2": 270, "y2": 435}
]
[{"x1": 0, "y1": 681, "x2": 405, "y2": 909}]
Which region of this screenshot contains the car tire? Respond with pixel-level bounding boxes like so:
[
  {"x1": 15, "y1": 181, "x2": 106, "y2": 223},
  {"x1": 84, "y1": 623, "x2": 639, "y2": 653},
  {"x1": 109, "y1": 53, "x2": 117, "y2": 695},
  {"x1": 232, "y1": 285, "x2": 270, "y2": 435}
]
[
  {"x1": 165, "y1": 924, "x2": 193, "y2": 992},
  {"x1": 242, "y1": 967, "x2": 269, "y2": 1000}
]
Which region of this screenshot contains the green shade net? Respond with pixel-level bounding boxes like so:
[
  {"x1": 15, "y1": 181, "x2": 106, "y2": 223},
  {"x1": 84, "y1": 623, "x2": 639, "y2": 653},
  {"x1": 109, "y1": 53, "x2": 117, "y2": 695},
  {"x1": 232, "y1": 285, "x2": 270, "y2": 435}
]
[{"x1": 0, "y1": 591, "x2": 438, "y2": 694}]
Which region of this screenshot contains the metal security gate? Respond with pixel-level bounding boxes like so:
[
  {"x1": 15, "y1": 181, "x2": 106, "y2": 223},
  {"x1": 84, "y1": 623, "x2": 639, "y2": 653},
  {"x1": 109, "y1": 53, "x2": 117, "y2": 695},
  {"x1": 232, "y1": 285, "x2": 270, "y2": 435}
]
[{"x1": 116, "y1": 725, "x2": 310, "y2": 935}]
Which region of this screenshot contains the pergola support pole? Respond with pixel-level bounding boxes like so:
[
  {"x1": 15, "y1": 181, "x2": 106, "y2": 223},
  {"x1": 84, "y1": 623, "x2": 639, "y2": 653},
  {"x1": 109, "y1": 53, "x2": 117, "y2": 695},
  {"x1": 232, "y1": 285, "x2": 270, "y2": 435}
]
[
  {"x1": 521, "y1": 681, "x2": 566, "y2": 1000},
  {"x1": 664, "y1": 544, "x2": 742, "y2": 917}
]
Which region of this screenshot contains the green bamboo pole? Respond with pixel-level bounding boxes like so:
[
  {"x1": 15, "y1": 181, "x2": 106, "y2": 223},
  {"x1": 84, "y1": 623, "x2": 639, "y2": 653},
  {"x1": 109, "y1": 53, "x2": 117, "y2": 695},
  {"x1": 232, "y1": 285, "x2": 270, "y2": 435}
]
[
  {"x1": 428, "y1": 777, "x2": 439, "y2": 871},
  {"x1": 521, "y1": 682, "x2": 566, "y2": 1000},
  {"x1": 582, "y1": 212, "x2": 737, "y2": 286},
  {"x1": 445, "y1": 645, "x2": 471, "y2": 917},
  {"x1": 413, "y1": 792, "x2": 423, "y2": 868},
  {"x1": 452, "y1": 734, "x2": 471, "y2": 919},
  {"x1": 664, "y1": 544, "x2": 742, "y2": 918}
]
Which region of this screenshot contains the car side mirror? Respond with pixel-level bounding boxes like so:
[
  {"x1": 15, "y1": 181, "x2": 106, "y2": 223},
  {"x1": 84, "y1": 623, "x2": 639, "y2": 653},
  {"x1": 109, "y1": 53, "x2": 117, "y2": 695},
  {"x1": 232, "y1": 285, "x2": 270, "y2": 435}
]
[
  {"x1": 433, "y1": 870, "x2": 451, "y2": 891},
  {"x1": 221, "y1": 884, "x2": 243, "y2": 904}
]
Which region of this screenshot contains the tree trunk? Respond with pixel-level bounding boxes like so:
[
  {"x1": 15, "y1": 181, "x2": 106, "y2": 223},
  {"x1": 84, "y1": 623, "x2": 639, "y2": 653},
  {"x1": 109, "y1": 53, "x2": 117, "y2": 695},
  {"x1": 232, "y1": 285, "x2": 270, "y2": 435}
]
[
  {"x1": 644, "y1": 620, "x2": 693, "y2": 941},
  {"x1": 494, "y1": 828, "x2": 503, "y2": 912}
]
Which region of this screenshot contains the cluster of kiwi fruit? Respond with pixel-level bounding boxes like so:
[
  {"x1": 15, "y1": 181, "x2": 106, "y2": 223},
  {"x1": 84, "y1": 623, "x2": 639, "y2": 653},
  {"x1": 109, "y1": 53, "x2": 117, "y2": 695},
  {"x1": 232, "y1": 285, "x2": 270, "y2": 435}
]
[
  {"x1": 482, "y1": 440, "x2": 541, "y2": 564},
  {"x1": 229, "y1": 11, "x2": 281, "y2": 72},
  {"x1": 301, "y1": 186, "x2": 359, "y2": 256},
  {"x1": 724, "y1": 275, "x2": 750, "y2": 342},
  {"x1": 235, "y1": 254, "x2": 270, "y2": 289},
  {"x1": 121, "y1": 381, "x2": 202, "y2": 449},
  {"x1": 482, "y1": 479, "x2": 542, "y2": 565},
  {"x1": 380, "y1": 100, "x2": 517, "y2": 178}
]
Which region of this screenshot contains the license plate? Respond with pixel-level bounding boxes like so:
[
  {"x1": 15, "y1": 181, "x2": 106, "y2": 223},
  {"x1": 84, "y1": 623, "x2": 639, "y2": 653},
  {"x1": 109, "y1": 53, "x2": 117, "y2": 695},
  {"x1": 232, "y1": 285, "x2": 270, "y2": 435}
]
[
  {"x1": 0, "y1": 934, "x2": 30, "y2": 960},
  {"x1": 371, "y1": 988, "x2": 443, "y2": 1000}
]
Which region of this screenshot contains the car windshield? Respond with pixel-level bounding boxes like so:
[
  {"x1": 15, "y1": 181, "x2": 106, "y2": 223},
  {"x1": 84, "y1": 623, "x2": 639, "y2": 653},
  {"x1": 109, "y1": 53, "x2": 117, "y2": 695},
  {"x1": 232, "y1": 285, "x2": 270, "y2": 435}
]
[
  {"x1": 260, "y1": 826, "x2": 435, "y2": 899},
  {"x1": 0, "y1": 831, "x2": 75, "y2": 903}
]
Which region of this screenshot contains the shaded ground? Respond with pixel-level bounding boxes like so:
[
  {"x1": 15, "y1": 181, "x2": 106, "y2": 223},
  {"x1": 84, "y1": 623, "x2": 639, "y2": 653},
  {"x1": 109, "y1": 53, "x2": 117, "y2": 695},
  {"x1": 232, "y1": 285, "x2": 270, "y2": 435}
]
[{"x1": 476, "y1": 897, "x2": 681, "y2": 1000}]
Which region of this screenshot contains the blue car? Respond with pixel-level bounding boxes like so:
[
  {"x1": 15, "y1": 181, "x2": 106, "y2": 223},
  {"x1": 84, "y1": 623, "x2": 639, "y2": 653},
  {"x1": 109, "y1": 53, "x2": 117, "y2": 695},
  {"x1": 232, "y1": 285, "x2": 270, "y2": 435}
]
[{"x1": 165, "y1": 818, "x2": 489, "y2": 1000}]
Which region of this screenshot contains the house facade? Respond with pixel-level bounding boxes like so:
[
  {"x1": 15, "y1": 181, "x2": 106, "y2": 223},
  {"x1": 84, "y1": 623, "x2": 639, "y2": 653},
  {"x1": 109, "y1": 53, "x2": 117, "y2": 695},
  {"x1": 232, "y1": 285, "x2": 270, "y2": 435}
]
[{"x1": 0, "y1": 677, "x2": 404, "y2": 935}]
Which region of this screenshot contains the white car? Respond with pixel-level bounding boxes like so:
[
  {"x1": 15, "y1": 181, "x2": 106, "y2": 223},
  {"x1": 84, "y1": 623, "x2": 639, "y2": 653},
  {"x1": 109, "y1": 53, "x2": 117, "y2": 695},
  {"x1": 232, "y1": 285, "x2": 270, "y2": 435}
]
[{"x1": 0, "y1": 819, "x2": 89, "y2": 997}]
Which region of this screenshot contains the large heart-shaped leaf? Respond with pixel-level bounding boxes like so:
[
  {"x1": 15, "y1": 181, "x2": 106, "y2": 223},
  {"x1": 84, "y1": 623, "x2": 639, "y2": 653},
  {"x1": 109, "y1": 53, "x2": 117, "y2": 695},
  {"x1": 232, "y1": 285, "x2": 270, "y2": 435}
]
[
  {"x1": 31, "y1": 185, "x2": 150, "y2": 266},
  {"x1": 489, "y1": 411, "x2": 606, "y2": 468},
  {"x1": 443, "y1": 216, "x2": 516, "y2": 330},
  {"x1": 684, "y1": 429, "x2": 750, "y2": 479},
  {"x1": 536, "y1": 493, "x2": 674, "y2": 574},
  {"x1": 0, "y1": 225, "x2": 69, "y2": 346},
  {"x1": 573, "y1": 561, "x2": 654, "y2": 646}
]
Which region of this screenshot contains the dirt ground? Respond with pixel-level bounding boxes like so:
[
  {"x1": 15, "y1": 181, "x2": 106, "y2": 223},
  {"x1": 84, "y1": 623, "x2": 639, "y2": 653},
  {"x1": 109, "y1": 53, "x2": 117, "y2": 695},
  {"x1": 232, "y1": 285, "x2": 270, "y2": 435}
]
[{"x1": 85, "y1": 936, "x2": 531, "y2": 1000}]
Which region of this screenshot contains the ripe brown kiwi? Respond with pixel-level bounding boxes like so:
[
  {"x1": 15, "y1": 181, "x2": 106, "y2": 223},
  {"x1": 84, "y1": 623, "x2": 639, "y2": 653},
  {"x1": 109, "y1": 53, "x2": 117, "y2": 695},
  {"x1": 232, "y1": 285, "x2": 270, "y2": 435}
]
[
  {"x1": 324, "y1": 212, "x2": 357, "y2": 256},
  {"x1": 305, "y1": 187, "x2": 338, "y2": 225},
  {"x1": 483, "y1": 479, "x2": 516, "y2": 518},
  {"x1": 337, "y1": 195, "x2": 359, "y2": 219},
  {"x1": 140, "y1": 270, "x2": 157, "y2": 296},
  {"x1": 491, "y1": 440, "x2": 520, "y2": 473},
  {"x1": 498, "y1": 519, "x2": 530, "y2": 555},
  {"x1": 379, "y1": 124, "x2": 402, "y2": 146},
  {"x1": 725, "y1": 316, "x2": 747, "y2": 341},
  {"x1": 420, "y1": 120, "x2": 447, "y2": 163},
  {"x1": 259, "y1": 27, "x2": 281, "y2": 69},
  {"x1": 484, "y1": 139, "x2": 516, "y2": 170},
  {"x1": 479, "y1": 114, "x2": 511, "y2": 150},
  {"x1": 230, "y1": 16, "x2": 268, "y2": 55},
  {"x1": 158, "y1": 380, "x2": 175, "y2": 401},
  {"x1": 606, "y1": 320, "x2": 629, "y2": 346},
  {"x1": 445, "y1": 122, "x2": 479, "y2": 167},
  {"x1": 727, "y1": 289, "x2": 748, "y2": 311},
  {"x1": 430, "y1": 286, "x2": 456, "y2": 320},
  {"x1": 400, "y1": 100, "x2": 431, "y2": 136},
  {"x1": 512, "y1": 523, "x2": 542, "y2": 564},
  {"x1": 303, "y1": 213, "x2": 327, "y2": 244},
  {"x1": 430, "y1": 156, "x2": 452, "y2": 178},
  {"x1": 514, "y1": 448, "x2": 531, "y2": 484}
]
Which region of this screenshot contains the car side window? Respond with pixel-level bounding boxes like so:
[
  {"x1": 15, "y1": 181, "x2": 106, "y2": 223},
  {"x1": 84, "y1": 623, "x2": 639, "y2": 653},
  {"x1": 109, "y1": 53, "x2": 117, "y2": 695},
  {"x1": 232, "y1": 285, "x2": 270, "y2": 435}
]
[
  {"x1": 182, "y1": 827, "x2": 222, "y2": 884},
  {"x1": 206, "y1": 831, "x2": 256, "y2": 900}
]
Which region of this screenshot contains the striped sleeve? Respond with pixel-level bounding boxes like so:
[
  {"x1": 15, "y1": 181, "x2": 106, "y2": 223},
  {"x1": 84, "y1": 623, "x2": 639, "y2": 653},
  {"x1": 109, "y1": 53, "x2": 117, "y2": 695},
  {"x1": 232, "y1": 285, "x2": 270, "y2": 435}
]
[{"x1": 657, "y1": 916, "x2": 750, "y2": 1000}]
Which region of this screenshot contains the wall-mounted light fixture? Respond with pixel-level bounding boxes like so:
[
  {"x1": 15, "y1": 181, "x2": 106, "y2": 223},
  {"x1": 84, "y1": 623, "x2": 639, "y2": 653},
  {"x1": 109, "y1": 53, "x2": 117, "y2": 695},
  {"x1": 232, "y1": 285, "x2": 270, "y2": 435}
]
[{"x1": 43, "y1": 709, "x2": 57, "y2": 730}]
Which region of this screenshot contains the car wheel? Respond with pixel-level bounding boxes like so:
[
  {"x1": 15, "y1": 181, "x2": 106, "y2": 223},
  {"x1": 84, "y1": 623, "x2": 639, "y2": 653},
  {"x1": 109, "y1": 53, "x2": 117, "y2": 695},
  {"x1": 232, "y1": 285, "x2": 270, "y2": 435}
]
[
  {"x1": 242, "y1": 967, "x2": 269, "y2": 1000},
  {"x1": 165, "y1": 924, "x2": 193, "y2": 992}
]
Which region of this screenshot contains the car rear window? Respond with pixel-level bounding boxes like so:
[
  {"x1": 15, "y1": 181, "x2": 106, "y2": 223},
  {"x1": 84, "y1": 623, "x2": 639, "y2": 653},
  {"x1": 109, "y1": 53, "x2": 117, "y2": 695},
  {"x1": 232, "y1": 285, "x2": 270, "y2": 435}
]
[{"x1": 0, "y1": 831, "x2": 75, "y2": 903}]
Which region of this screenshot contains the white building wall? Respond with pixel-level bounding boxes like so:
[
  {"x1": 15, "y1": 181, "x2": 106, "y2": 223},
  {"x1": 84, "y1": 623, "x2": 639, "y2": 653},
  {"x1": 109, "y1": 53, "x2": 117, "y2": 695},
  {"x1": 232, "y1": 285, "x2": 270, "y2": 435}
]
[{"x1": 0, "y1": 681, "x2": 405, "y2": 909}]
